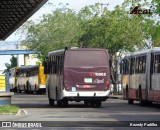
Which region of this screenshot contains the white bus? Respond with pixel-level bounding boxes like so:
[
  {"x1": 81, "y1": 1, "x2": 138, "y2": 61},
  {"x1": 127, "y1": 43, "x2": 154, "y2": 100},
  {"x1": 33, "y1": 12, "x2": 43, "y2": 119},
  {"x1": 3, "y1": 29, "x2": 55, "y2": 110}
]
[
  {"x1": 9, "y1": 67, "x2": 18, "y2": 92},
  {"x1": 121, "y1": 48, "x2": 160, "y2": 105},
  {"x1": 44, "y1": 48, "x2": 110, "y2": 107},
  {"x1": 16, "y1": 66, "x2": 29, "y2": 93}
]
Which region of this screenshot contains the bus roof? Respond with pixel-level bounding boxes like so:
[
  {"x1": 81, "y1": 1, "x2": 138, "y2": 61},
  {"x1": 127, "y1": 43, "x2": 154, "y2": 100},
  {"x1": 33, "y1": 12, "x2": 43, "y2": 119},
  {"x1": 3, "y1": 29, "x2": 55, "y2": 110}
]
[
  {"x1": 28, "y1": 64, "x2": 39, "y2": 69},
  {"x1": 125, "y1": 48, "x2": 160, "y2": 58},
  {"x1": 48, "y1": 49, "x2": 65, "y2": 56},
  {"x1": 18, "y1": 66, "x2": 28, "y2": 70},
  {"x1": 48, "y1": 48, "x2": 108, "y2": 57}
]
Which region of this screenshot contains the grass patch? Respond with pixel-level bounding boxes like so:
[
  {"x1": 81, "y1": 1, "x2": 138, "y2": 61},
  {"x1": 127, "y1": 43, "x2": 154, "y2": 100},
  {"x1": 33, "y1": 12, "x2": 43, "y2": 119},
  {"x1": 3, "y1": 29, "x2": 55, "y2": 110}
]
[{"x1": 0, "y1": 105, "x2": 19, "y2": 114}]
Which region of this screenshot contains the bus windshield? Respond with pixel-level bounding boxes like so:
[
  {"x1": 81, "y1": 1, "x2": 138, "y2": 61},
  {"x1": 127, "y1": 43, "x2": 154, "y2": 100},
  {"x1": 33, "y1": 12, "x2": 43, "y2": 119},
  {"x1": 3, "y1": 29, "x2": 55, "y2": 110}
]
[{"x1": 65, "y1": 50, "x2": 109, "y2": 67}]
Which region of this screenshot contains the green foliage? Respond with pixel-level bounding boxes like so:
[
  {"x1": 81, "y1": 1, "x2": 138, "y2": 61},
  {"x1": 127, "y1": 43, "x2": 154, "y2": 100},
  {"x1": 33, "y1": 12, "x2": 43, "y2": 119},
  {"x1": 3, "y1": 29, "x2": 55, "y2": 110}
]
[
  {"x1": 0, "y1": 105, "x2": 19, "y2": 114},
  {"x1": 22, "y1": 6, "x2": 82, "y2": 60},
  {"x1": 21, "y1": 1, "x2": 159, "y2": 56},
  {"x1": 152, "y1": 0, "x2": 160, "y2": 14},
  {"x1": 5, "y1": 55, "x2": 17, "y2": 71}
]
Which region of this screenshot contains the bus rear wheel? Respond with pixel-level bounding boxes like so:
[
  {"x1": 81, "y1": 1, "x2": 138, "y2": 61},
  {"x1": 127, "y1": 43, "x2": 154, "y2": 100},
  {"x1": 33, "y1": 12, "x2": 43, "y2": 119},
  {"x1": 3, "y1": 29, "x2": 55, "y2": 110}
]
[
  {"x1": 57, "y1": 100, "x2": 63, "y2": 107},
  {"x1": 63, "y1": 99, "x2": 68, "y2": 107},
  {"x1": 95, "y1": 101, "x2": 102, "y2": 108},
  {"x1": 49, "y1": 99, "x2": 54, "y2": 106},
  {"x1": 84, "y1": 101, "x2": 89, "y2": 106},
  {"x1": 139, "y1": 89, "x2": 147, "y2": 106},
  {"x1": 128, "y1": 99, "x2": 133, "y2": 104}
]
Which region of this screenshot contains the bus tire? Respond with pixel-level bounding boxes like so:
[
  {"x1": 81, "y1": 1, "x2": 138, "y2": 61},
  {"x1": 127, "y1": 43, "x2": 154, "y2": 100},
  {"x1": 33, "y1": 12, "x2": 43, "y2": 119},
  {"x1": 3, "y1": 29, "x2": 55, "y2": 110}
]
[
  {"x1": 126, "y1": 85, "x2": 128, "y2": 99},
  {"x1": 49, "y1": 98, "x2": 54, "y2": 106},
  {"x1": 128, "y1": 99, "x2": 133, "y2": 104},
  {"x1": 139, "y1": 88, "x2": 146, "y2": 106},
  {"x1": 48, "y1": 87, "x2": 50, "y2": 99},
  {"x1": 26, "y1": 81, "x2": 29, "y2": 93},
  {"x1": 15, "y1": 87, "x2": 17, "y2": 93},
  {"x1": 18, "y1": 84, "x2": 21, "y2": 93},
  {"x1": 95, "y1": 101, "x2": 102, "y2": 108},
  {"x1": 84, "y1": 101, "x2": 89, "y2": 106},
  {"x1": 90, "y1": 101, "x2": 95, "y2": 107},
  {"x1": 63, "y1": 99, "x2": 68, "y2": 107},
  {"x1": 28, "y1": 82, "x2": 31, "y2": 94},
  {"x1": 57, "y1": 100, "x2": 63, "y2": 107}
]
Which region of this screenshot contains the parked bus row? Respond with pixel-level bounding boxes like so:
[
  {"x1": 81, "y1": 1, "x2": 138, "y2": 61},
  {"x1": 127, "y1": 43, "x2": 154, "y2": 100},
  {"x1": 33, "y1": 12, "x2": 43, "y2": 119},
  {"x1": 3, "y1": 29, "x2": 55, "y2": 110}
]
[
  {"x1": 43, "y1": 47, "x2": 111, "y2": 107},
  {"x1": 9, "y1": 64, "x2": 46, "y2": 94},
  {"x1": 121, "y1": 48, "x2": 160, "y2": 105}
]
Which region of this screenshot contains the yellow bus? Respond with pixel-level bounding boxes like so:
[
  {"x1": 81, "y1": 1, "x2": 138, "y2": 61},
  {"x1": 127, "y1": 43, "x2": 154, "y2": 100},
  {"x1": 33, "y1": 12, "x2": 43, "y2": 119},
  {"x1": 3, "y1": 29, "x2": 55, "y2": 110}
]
[
  {"x1": 0, "y1": 70, "x2": 5, "y2": 92},
  {"x1": 27, "y1": 64, "x2": 46, "y2": 94}
]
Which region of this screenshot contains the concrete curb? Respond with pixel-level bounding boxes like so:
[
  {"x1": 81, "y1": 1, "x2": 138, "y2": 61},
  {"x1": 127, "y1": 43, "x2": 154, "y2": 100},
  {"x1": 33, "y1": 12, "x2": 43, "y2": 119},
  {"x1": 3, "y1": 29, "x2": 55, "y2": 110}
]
[
  {"x1": 0, "y1": 109, "x2": 28, "y2": 115},
  {"x1": 16, "y1": 109, "x2": 28, "y2": 116}
]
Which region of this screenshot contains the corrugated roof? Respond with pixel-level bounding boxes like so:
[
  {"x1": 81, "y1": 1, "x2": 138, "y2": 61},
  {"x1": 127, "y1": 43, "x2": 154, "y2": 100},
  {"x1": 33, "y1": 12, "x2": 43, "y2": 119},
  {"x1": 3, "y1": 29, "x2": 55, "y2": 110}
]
[{"x1": 0, "y1": 0, "x2": 48, "y2": 40}]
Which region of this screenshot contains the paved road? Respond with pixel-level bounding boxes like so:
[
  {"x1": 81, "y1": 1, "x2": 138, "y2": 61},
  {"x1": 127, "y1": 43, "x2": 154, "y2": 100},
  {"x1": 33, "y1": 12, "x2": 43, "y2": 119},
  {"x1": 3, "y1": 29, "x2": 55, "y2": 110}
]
[{"x1": 0, "y1": 93, "x2": 160, "y2": 129}]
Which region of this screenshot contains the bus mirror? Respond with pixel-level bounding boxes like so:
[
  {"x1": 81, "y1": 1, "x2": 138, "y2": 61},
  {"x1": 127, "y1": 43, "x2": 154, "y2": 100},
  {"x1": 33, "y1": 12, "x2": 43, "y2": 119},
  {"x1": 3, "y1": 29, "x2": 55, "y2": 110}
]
[{"x1": 65, "y1": 47, "x2": 68, "y2": 50}]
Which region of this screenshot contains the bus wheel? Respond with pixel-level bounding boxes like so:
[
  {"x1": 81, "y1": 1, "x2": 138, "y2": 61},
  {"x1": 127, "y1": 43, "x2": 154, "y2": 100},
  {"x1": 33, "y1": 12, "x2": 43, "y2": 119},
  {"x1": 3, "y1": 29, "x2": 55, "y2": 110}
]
[
  {"x1": 128, "y1": 99, "x2": 133, "y2": 104},
  {"x1": 15, "y1": 87, "x2": 17, "y2": 93},
  {"x1": 139, "y1": 90, "x2": 146, "y2": 106},
  {"x1": 84, "y1": 101, "x2": 89, "y2": 106},
  {"x1": 18, "y1": 85, "x2": 21, "y2": 93},
  {"x1": 49, "y1": 99, "x2": 54, "y2": 106},
  {"x1": 90, "y1": 101, "x2": 95, "y2": 107},
  {"x1": 95, "y1": 101, "x2": 102, "y2": 108},
  {"x1": 57, "y1": 100, "x2": 63, "y2": 107},
  {"x1": 63, "y1": 99, "x2": 68, "y2": 107}
]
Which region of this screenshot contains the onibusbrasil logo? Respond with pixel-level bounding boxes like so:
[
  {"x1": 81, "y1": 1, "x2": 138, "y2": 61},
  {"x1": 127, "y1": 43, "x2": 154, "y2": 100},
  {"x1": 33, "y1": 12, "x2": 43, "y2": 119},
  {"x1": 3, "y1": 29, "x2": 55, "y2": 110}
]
[{"x1": 130, "y1": 6, "x2": 153, "y2": 15}]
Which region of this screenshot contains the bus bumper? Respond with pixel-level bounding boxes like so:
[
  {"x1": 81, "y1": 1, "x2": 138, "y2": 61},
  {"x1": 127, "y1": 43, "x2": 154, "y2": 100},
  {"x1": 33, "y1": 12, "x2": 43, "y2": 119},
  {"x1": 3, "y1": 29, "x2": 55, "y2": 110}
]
[
  {"x1": 62, "y1": 90, "x2": 110, "y2": 101},
  {"x1": 39, "y1": 85, "x2": 46, "y2": 89}
]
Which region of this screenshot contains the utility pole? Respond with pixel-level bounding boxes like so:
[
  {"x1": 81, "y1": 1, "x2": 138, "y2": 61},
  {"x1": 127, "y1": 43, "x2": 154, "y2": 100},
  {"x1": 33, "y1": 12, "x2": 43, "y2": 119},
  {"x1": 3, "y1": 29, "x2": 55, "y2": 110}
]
[{"x1": 100, "y1": 3, "x2": 109, "y2": 15}]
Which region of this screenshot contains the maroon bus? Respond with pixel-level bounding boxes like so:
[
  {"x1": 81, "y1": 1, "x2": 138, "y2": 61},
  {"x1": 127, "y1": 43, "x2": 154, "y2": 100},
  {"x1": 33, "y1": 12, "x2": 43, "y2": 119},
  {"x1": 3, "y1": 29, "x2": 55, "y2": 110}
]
[{"x1": 44, "y1": 47, "x2": 110, "y2": 107}]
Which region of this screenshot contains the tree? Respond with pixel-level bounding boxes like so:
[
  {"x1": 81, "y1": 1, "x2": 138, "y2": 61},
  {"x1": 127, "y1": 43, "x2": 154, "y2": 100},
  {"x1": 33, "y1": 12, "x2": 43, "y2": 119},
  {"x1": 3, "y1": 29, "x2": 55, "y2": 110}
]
[
  {"x1": 5, "y1": 55, "x2": 17, "y2": 71},
  {"x1": 78, "y1": 4, "x2": 147, "y2": 94},
  {"x1": 21, "y1": 5, "x2": 82, "y2": 61},
  {"x1": 19, "y1": 1, "x2": 160, "y2": 94}
]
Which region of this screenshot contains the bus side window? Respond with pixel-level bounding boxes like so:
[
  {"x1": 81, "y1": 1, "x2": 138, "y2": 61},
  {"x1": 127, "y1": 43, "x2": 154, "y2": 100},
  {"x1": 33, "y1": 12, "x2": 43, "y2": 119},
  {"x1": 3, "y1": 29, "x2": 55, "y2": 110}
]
[
  {"x1": 27, "y1": 69, "x2": 30, "y2": 77},
  {"x1": 51, "y1": 56, "x2": 53, "y2": 74},
  {"x1": 142, "y1": 56, "x2": 146, "y2": 73},
  {"x1": 54, "y1": 56, "x2": 58, "y2": 74},
  {"x1": 150, "y1": 54, "x2": 154, "y2": 74},
  {"x1": 130, "y1": 58, "x2": 135, "y2": 75},
  {"x1": 135, "y1": 57, "x2": 139, "y2": 73},
  {"x1": 121, "y1": 59, "x2": 129, "y2": 74},
  {"x1": 57, "y1": 56, "x2": 60, "y2": 74},
  {"x1": 154, "y1": 55, "x2": 158, "y2": 73},
  {"x1": 158, "y1": 55, "x2": 160, "y2": 73},
  {"x1": 48, "y1": 57, "x2": 51, "y2": 74},
  {"x1": 60, "y1": 55, "x2": 64, "y2": 74},
  {"x1": 53, "y1": 56, "x2": 56, "y2": 74},
  {"x1": 58, "y1": 56, "x2": 61, "y2": 74}
]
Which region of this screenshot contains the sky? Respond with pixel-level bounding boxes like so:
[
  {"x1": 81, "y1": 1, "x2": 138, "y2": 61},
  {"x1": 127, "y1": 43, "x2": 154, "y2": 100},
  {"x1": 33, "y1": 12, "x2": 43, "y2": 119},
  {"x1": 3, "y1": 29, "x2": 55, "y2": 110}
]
[{"x1": 0, "y1": 0, "x2": 125, "y2": 70}]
